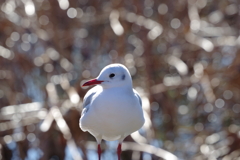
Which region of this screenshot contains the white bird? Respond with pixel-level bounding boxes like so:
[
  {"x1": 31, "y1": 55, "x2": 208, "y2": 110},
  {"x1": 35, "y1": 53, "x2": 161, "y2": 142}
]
[{"x1": 79, "y1": 63, "x2": 145, "y2": 160}]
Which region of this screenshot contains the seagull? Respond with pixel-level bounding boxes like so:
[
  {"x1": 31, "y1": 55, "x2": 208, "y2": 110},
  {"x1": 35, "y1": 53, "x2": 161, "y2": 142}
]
[{"x1": 79, "y1": 63, "x2": 145, "y2": 160}]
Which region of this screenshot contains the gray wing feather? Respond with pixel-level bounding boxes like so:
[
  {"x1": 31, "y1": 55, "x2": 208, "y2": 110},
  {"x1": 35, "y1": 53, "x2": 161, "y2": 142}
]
[
  {"x1": 82, "y1": 91, "x2": 96, "y2": 109},
  {"x1": 81, "y1": 92, "x2": 95, "y2": 115},
  {"x1": 134, "y1": 90, "x2": 142, "y2": 107},
  {"x1": 81, "y1": 86, "x2": 101, "y2": 114},
  {"x1": 82, "y1": 86, "x2": 100, "y2": 108}
]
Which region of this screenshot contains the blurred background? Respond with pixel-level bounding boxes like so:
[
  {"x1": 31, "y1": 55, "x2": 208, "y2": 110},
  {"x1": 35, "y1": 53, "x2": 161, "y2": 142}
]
[{"x1": 0, "y1": 0, "x2": 240, "y2": 160}]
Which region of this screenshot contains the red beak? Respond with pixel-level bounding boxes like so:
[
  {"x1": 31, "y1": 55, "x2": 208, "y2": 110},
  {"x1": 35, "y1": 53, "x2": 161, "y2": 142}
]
[{"x1": 82, "y1": 79, "x2": 103, "y2": 86}]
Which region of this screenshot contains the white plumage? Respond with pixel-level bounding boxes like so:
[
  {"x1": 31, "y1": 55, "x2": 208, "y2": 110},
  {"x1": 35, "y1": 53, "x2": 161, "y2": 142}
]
[{"x1": 79, "y1": 63, "x2": 145, "y2": 160}]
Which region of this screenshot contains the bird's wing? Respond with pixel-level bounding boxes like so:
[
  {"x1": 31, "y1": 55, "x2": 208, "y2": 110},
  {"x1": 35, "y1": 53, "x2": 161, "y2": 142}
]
[
  {"x1": 82, "y1": 85, "x2": 102, "y2": 109},
  {"x1": 133, "y1": 89, "x2": 142, "y2": 107}
]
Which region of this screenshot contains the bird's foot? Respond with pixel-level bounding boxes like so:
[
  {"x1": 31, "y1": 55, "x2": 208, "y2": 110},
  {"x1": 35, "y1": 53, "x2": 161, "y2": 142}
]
[
  {"x1": 117, "y1": 143, "x2": 122, "y2": 160},
  {"x1": 98, "y1": 144, "x2": 101, "y2": 160}
]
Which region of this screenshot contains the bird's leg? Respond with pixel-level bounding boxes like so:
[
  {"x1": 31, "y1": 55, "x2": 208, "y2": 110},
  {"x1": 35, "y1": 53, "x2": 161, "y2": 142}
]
[
  {"x1": 98, "y1": 144, "x2": 101, "y2": 160},
  {"x1": 117, "y1": 143, "x2": 122, "y2": 160}
]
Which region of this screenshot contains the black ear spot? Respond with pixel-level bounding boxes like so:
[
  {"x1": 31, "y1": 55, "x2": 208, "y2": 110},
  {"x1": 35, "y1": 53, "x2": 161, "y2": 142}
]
[
  {"x1": 109, "y1": 73, "x2": 115, "y2": 78},
  {"x1": 122, "y1": 74, "x2": 125, "y2": 80}
]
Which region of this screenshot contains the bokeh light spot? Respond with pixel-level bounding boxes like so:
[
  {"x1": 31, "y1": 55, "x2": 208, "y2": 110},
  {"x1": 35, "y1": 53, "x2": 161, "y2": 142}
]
[
  {"x1": 223, "y1": 90, "x2": 233, "y2": 100},
  {"x1": 44, "y1": 63, "x2": 54, "y2": 72},
  {"x1": 215, "y1": 99, "x2": 225, "y2": 108},
  {"x1": 232, "y1": 104, "x2": 240, "y2": 113},
  {"x1": 76, "y1": 29, "x2": 88, "y2": 38},
  {"x1": 143, "y1": 7, "x2": 153, "y2": 17},
  {"x1": 208, "y1": 11, "x2": 223, "y2": 24},
  {"x1": 34, "y1": 57, "x2": 44, "y2": 66},
  {"x1": 204, "y1": 103, "x2": 213, "y2": 113},
  {"x1": 39, "y1": 15, "x2": 49, "y2": 25},
  {"x1": 6, "y1": 38, "x2": 15, "y2": 48},
  {"x1": 151, "y1": 102, "x2": 159, "y2": 111},
  {"x1": 67, "y1": 8, "x2": 77, "y2": 18},
  {"x1": 21, "y1": 42, "x2": 31, "y2": 51},
  {"x1": 58, "y1": 0, "x2": 69, "y2": 10},
  {"x1": 225, "y1": 4, "x2": 238, "y2": 15},
  {"x1": 25, "y1": 1, "x2": 35, "y2": 16},
  {"x1": 171, "y1": 18, "x2": 181, "y2": 29},
  {"x1": 158, "y1": 4, "x2": 168, "y2": 15},
  {"x1": 211, "y1": 78, "x2": 220, "y2": 87},
  {"x1": 178, "y1": 105, "x2": 188, "y2": 115},
  {"x1": 109, "y1": 50, "x2": 118, "y2": 60},
  {"x1": 195, "y1": 123, "x2": 204, "y2": 131},
  {"x1": 187, "y1": 87, "x2": 198, "y2": 101},
  {"x1": 3, "y1": 135, "x2": 12, "y2": 144},
  {"x1": 208, "y1": 113, "x2": 217, "y2": 122},
  {"x1": 82, "y1": 70, "x2": 91, "y2": 79},
  {"x1": 11, "y1": 32, "x2": 20, "y2": 41},
  {"x1": 27, "y1": 133, "x2": 36, "y2": 142},
  {"x1": 46, "y1": 48, "x2": 59, "y2": 61}
]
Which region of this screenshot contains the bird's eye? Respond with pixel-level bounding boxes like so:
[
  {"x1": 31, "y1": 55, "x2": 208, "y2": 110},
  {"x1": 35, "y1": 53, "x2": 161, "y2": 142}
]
[{"x1": 109, "y1": 73, "x2": 115, "y2": 78}]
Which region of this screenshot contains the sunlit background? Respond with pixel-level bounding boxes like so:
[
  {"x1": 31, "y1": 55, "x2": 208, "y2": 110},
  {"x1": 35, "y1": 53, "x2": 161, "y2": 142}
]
[{"x1": 0, "y1": 0, "x2": 240, "y2": 160}]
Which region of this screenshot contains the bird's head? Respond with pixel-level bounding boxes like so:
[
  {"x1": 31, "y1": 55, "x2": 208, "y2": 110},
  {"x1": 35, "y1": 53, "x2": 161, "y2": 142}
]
[{"x1": 82, "y1": 64, "x2": 132, "y2": 88}]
